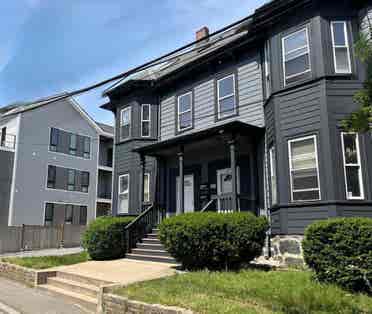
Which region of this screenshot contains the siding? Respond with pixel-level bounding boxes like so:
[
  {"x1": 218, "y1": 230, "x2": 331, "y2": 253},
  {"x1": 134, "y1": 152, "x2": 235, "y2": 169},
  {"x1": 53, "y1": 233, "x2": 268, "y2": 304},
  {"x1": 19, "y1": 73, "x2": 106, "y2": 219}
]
[
  {"x1": 159, "y1": 54, "x2": 264, "y2": 141},
  {"x1": 0, "y1": 150, "x2": 14, "y2": 225},
  {"x1": 360, "y1": 6, "x2": 372, "y2": 38}
]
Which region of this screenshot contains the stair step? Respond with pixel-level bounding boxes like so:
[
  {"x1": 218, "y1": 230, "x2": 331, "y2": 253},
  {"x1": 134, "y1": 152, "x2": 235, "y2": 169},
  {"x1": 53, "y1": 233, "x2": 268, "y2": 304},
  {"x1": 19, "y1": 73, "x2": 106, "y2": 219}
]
[
  {"x1": 39, "y1": 284, "x2": 98, "y2": 313},
  {"x1": 132, "y1": 248, "x2": 171, "y2": 257},
  {"x1": 142, "y1": 238, "x2": 162, "y2": 245},
  {"x1": 126, "y1": 253, "x2": 177, "y2": 264},
  {"x1": 136, "y1": 243, "x2": 165, "y2": 250},
  {"x1": 47, "y1": 277, "x2": 99, "y2": 299},
  {"x1": 146, "y1": 233, "x2": 159, "y2": 239},
  {"x1": 56, "y1": 271, "x2": 111, "y2": 287}
]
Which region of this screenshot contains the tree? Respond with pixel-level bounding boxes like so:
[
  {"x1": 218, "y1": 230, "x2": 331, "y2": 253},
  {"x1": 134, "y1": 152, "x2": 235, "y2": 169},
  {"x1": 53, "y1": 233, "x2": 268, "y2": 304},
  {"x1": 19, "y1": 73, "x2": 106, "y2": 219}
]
[{"x1": 341, "y1": 24, "x2": 372, "y2": 132}]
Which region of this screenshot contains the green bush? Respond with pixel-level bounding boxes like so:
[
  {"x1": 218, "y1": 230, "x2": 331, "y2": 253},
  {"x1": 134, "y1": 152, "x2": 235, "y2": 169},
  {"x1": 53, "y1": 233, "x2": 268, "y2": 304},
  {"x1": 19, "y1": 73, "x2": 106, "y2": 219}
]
[
  {"x1": 303, "y1": 217, "x2": 372, "y2": 294},
  {"x1": 82, "y1": 216, "x2": 134, "y2": 260},
  {"x1": 159, "y1": 212, "x2": 269, "y2": 270}
]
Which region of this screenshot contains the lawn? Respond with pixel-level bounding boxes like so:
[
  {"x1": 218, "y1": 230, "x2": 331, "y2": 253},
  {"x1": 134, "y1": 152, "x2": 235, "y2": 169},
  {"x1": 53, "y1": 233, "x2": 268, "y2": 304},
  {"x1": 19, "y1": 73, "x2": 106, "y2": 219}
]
[
  {"x1": 115, "y1": 270, "x2": 372, "y2": 314},
  {"x1": 1, "y1": 252, "x2": 89, "y2": 269}
]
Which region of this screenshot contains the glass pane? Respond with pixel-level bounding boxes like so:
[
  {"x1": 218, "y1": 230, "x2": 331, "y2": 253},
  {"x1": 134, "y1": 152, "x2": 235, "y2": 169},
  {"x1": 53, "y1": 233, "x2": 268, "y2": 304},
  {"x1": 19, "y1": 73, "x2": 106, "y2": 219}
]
[
  {"x1": 68, "y1": 170, "x2": 75, "y2": 184},
  {"x1": 142, "y1": 121, "x2": 150, "y2": 136},
  {"x1": 45, "y1": 203, "x2": 54, "y2": 221},
  {"x1": 121, "y1": 125, "x2": 130, "y2": 138},
  {"x1": 285, "y1": 54, "x2": 310, "y2": 77},
  {"x1": 218, "y1": 76, "x2": 234, "y2": 98},
  {"x1": 293, "y1": 190, "x2": 320, "y2": 201},
  {"x1": 80, "y1": 206, "x2": 87, "y2": 225},
  {"x1": 84, "y1": 137, "x2": 90, "y2": 153},
  {"x1": 121, "y1": 109, "x2": 130, "y2": 125},
  {"x1": 285, "y1": 46, "x2": 308, "y2": 61},
  {"x1": 292, "y1": 168, "x2": 318, "y2": 190},
  {"x1": 335, "y1": 48, "x2": 350, "y2": 73},
  {"x1": 142, "y1": 105, "x2": 150, "y2": 120},
  {"x1": 292, "y1": 156, "x2": 316, "y2": 170},
  {"x1": 346, "y1": 166, "x2": 361, "y2": 198},
  {"x1": 120, "y1": 176, "x2": 129, "y2": 193},
  {"x1": 179, "y1": 112, "x2": 192, "y2": 129},
  {"x1": 119, "y1": 195, "x2": 129, "y2": 214},
  {"x1": 219, "y1": 96, "x2": 236, "y2": 117},
  {"x1": 179, "y1": 94, "x2": 191, "y2": 113},
  {"x1": 343, "y1": 134, "x2": 358, "y2": 164},
  {"x1": 284, "y1": 29, "x2": 307, "y2": 53},
  {"x1": 144, "y1": 174, "x2": 150, "y2": 202},
  {"x1": 332, "y1": 22, "x2": 346, "y2": 46},
  {"x1": 70, "y1": 134, "x2": 77, "y2": 149},
  {"x1": 50, "y1": 128, "x2": 59, "y2": 146},
  {"x1": 65, "y1": 205, "x2": 73, "y2": 223},
  {"x1": 291, "y1": 138, "x2": 315, "y2": 156}
]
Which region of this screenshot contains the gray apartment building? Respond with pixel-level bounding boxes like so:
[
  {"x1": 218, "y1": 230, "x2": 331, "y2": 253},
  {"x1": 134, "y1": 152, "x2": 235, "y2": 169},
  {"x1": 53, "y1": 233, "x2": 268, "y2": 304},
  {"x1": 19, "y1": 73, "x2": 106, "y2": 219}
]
[
  {"x1": 0, "y1": 96, "x2": 113, "y2": 226},
  {"x1": 102, "y1": 0, "x2": 372, "y2": 238}
]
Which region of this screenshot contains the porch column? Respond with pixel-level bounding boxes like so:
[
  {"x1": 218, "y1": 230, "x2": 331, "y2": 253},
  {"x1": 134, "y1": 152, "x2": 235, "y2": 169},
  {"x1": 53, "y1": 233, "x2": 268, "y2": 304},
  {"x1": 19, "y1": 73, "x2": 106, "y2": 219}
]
[
  {"x1": 139, "y1": 154, "x2": 146, "y2": 211},
  {"x1": 178, "y1": 146, "x2": 184, "y2": 214},
  {"x1": 229, "y1": 139, "x2": 238, "y2": 211}
]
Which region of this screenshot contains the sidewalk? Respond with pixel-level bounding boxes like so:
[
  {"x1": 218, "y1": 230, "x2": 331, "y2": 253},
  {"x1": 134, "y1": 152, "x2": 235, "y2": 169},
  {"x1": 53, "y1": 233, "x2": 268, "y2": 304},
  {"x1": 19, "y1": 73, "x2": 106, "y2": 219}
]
[{"x1": 0, "y1": 247, "x2": 83, "y2": 258}]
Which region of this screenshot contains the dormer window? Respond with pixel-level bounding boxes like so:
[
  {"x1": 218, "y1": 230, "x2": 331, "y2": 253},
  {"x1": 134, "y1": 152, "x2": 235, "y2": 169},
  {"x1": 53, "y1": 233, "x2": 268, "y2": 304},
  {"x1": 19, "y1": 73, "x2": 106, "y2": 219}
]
[
  {"x1": 120, "y1": 107, "x2": 131, "y2": 140},
  {"x1": 331, "y1": 21, "x2": 351, "y2": 74},
  {"x1": 141, "y1": 104, "x2": 151, "y2": 137},
  {"x1": 217, "y1": 74, "x2": 236, "y2": 119},
  {"x1": 282, "y1": 28, "x2": 311, "y2": 85},
  {"x1": 177, "y1": 92, "x2": 193, "y2": 131}
]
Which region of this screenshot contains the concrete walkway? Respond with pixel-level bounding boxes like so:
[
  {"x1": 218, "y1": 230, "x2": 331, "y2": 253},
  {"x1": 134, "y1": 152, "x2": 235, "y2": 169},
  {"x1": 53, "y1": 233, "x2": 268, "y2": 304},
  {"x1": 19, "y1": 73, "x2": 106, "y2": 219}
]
[
  {"x1": 54, "y1": 258, "x2": 177, "y2": 285},
  {"x1": 0, "y1": 247, "x2": 83, "y2": 258}
]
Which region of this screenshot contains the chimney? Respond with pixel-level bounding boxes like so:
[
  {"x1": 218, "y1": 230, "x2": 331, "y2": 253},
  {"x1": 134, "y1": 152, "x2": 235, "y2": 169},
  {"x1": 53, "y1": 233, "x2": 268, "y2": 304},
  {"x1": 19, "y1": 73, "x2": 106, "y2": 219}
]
[{"x1": 196, "y1": 26, "x2": 209, "y2": 42}]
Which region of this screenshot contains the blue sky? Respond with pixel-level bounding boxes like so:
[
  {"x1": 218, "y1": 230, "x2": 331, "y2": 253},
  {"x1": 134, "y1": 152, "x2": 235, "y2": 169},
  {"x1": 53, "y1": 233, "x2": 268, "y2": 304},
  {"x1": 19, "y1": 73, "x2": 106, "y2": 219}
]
[{"x1": 0, "y1": 0, "x2": 265, "y2": 125}]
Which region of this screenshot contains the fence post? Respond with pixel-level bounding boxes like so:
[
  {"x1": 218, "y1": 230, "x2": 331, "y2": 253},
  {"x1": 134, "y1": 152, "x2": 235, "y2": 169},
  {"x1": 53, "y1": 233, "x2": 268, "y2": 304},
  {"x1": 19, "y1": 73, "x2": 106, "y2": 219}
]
[
  {"x1": 20, "y1": 224, "x2": 25, "y2": 251},
  {"x1": 59, "y1": 224, "x2": 65, "y2": 248}
]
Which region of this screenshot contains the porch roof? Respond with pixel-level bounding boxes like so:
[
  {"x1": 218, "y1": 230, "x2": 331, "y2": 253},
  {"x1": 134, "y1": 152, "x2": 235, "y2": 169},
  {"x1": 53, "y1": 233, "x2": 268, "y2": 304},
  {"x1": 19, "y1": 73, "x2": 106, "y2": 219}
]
[{"x1": 133, "y1": 120, "x2": 263, "y2": 157}]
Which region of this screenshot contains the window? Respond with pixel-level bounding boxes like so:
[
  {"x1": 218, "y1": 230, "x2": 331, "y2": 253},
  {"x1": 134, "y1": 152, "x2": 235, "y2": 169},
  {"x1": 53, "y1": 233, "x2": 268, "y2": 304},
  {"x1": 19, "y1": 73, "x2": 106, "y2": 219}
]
[
  {"x1": 288, "y1": 135, "x2": 320, "y2": 202},
  {"x1": 118, "y1": 174, "x2": 130, "y2": 214},
  {"x1": 50, "y1": 128, "x2": 59, "y2": 152},
  {"x1": 217, "y1": 74, "x2": 236, "y2": 119},
  {"x1": 120, "y1": 107, "x2": 131, "y2": 140},
  {"x1": 269, "y1": 146, "x2": 277, "y2": 205},
  {"x1": 144, "y1": 173, "x2": 150, "y2": 203},
  {"x1": 341, "y1": 133, "x2": 364, "y2": 199},
  {"x1": 331, "y1": 21, "x2": 351, "y2": 74},
  {"x1": 264, "y1": 40, "x2": 271, "y2": 97},
  {"x1": 177, "y1": 92, "x2": 192, "y2": 131},
  {"x1": 141, "y1": 104, "x2": 151, "y2": 137},
  {"x1": 282, "y1": 28, "x2": 311, "y2": 85},
  {"x1": 44, "y1": 203, "x2": 54, "y2": 226},
  {"x1": 79, "y1": 206, "x2": 87, "y2": 225},
  {"x1": 47, "y1": 165, "x2": 56, "y2": 188},
  {"x1": 67, "y1": 169, "x2": 76, "y2": 191},
  {"x1": 69, "y1": 134, "x2": 77, "y2": 155},
  {"x1": 81, "y1": 171, "x2": 90, "y2": 193},
  {"x1": 83, "y1": 137, "x2": 90, "y2": 159},
  {"x1": 65, "y1": 205, "x2": 73, "y2": 224}
]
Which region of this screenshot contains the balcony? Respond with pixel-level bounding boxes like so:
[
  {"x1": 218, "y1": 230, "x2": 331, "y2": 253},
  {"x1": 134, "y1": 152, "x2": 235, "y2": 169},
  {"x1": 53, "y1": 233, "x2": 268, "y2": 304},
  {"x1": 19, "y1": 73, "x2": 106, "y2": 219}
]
[{"x1": 0, "y1": 133, "x2": 16, "y2": 150}]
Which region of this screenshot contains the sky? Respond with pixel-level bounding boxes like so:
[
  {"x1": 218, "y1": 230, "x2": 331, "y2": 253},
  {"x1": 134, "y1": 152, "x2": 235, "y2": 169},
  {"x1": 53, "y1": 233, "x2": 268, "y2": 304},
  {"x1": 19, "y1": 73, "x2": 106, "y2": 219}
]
[{"x1": 0, "y1": 0, "x2": 266, "y2": 125}]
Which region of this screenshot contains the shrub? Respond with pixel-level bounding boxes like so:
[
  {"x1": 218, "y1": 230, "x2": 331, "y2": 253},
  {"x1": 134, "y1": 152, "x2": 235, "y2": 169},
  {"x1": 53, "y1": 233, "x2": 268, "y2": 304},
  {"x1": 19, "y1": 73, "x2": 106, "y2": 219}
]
[
  {"x1": 303, "y1": 217, "x2": 372, "y2": 294},
  {"x1": 158, "y1": 212, "x2": 269, "y2": 270},
  {"x1": 82, "y1": 216, "x2": 134, "y2": 260}
]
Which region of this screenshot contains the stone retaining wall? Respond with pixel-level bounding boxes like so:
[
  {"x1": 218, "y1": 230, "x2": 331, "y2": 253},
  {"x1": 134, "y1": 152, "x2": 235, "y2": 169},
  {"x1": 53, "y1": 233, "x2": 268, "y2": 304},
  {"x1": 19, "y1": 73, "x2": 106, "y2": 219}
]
[
  {"x1": 270, "y1": 235, "x2": 304, "y2": 266},
  {"x1": 102, "y1": 293, "x2": 193, "y2": 314}
]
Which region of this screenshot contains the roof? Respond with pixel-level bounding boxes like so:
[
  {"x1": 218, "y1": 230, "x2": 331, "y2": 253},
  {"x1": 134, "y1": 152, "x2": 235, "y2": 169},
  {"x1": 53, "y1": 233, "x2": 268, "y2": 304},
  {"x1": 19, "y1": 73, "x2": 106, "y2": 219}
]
[{"x1": 96, "y1": 122, "x2": 114, "y2": 135}]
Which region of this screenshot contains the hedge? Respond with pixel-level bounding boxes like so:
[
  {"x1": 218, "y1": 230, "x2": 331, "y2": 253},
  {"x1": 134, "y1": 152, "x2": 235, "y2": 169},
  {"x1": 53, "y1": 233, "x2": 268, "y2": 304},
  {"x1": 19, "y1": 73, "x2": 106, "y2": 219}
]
[
  {"x1": 82, "y1": 216, "x2": 134, "y2": 260},
  {"x1": 303, "y1": 217, "x2": 372, "y2": 294},
  {"x1": 158, "y1": 212, "x2": 269, "y2": 270}
]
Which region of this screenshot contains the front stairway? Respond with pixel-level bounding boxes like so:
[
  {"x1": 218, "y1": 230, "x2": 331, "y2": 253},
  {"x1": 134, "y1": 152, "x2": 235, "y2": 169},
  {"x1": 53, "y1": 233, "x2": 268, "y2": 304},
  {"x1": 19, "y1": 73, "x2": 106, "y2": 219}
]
[{"x1": 126, "y1": 228, "x2": 177, "y2": 264}]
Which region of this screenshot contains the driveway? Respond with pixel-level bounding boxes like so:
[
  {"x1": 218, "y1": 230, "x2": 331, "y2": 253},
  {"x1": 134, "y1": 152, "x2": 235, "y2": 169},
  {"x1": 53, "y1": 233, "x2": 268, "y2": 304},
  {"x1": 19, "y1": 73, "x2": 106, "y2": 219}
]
[{"x1": 0, "y1": 277, "x2": 88, "y2": 314}]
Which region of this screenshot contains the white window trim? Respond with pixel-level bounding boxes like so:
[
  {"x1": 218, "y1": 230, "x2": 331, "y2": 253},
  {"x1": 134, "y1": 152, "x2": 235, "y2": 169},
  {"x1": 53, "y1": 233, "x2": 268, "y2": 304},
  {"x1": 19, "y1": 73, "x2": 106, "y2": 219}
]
[
  {"x1": 341, "y1": 132, "x2": 364, "y2": 200},
  {"x1": 120, "y1": 107, "x2": 131, "y2": 140},
  {"x1": 288, "y1": 135, "x2": 321, "y2": 202},
  {"x1": 177, "y1": 92, "x2": 193, "y2": 132},
  {"x1": 331, "y1": 21, "x2": 352, "y2": 74},
  {"x1": 217, "y1": 74, "x2": 236, "y2": 119},
  {"x1": 141, "y1": 104, "x2": 151, "y2": 137},
  {"x1": 118, "y1": 174, "x2": 130, "y2": 214},
  {"x1": 269, "y1": 146, "x2": 277, "y2": 205},
  {"x1": 144, "y1": 173, "x2": 150, "y2": 203},
  {"x1": 264, "y1": 40, "x2": 271, "y2": 97},
  {"x1": 282, "y1": 27, "x2": 311, "y2": 85}
]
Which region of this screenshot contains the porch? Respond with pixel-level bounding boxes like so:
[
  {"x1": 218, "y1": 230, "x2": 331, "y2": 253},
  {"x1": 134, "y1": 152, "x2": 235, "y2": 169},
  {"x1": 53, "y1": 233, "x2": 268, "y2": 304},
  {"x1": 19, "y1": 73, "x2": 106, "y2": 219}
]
[{"x1": 135, "y1": 121, "x2": 265, "y2": 215}]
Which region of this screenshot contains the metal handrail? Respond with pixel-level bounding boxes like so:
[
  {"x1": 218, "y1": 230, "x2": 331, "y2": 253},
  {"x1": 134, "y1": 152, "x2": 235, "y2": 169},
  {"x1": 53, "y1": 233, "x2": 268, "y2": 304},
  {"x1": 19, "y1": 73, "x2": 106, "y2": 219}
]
[{"x1": 200, "y1": 199, "x2": 216, "y2": 212}]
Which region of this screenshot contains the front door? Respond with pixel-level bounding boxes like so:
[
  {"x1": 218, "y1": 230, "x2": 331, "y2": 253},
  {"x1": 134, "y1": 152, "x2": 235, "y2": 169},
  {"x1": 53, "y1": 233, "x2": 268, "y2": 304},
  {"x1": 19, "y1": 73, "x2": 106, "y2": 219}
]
[
  {"x1": 217, "y1": 168, "x2": 240, "y2": 212},
  {"x1": 176, "y1": 174, "x2": 194, "y2": 213}
]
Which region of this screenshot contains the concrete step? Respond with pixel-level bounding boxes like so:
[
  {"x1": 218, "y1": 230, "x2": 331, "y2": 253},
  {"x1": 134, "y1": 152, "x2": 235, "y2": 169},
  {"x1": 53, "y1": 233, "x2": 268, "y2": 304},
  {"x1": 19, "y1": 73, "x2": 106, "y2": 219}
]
[
  {"x1": 56, "y1": 271, "x2": 111, "y2": 287},
  {"x1": 126, "y1": 253, "x2": 177, "y2": 264},
  {"x1": 47, "y1": 277, "x2": 99, "y2": 299},
  {"x1": 146, "y1": 233, "x2": 159, "y2": 239},
  {"x1": 131, "y1": 248, "x2": 171, "y2": 257},
  {"x1": 38, "y1": 284, "x2": 97, "y2": 313},
  {"x1": 142, "y1": 238, "x2": 162, "y2": 245},
  {"x1": 136, "y1": 242, "x2": 165, "y2": 250}
]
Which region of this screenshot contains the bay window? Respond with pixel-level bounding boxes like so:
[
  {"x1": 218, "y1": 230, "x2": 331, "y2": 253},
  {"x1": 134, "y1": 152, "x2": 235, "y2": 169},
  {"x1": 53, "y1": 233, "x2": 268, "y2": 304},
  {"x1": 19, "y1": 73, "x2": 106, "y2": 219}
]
[
  {"x1": 288, "y1": 135, "x2": 320, "y2": 202},
  {"x1": 269, "y1": 146, "x2": 277, "y2": 205},
  {"x1": 331, "y1": 21, "x2": 351, "y2": 74},
  {"x1": 118, "y1": 174, "x2": 130, "y2": 214},
  {"x1": 141, "y1": 104, "x2": 151, "y2": 137},
  {"x1": 144, "y1": 173, "x2": 150, "y2": 203},
  {"x1": 120, "y1": 107, "x2": 131, "y2": 140}
]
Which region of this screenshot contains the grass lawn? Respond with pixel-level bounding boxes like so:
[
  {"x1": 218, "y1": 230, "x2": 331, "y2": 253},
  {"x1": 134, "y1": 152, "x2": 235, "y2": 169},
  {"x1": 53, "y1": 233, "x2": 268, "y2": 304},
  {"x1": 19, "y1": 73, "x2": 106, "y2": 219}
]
[
  {"x1": 115, "y1": 270, "x2": 372, "y2": 314},
  {"x1": 1, "y1": 252, "x2": 89, "y2": 269}
]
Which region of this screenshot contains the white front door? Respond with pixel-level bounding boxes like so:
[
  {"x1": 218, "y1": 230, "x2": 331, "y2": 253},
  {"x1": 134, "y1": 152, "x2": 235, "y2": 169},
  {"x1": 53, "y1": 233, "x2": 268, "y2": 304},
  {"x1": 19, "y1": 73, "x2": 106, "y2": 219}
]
[
  {"x1": 176, "y1": 174, "x2": 194, "y2": 213},
  {"x1": 217, "y1": 168, "x2": 240, "y2": 212}
]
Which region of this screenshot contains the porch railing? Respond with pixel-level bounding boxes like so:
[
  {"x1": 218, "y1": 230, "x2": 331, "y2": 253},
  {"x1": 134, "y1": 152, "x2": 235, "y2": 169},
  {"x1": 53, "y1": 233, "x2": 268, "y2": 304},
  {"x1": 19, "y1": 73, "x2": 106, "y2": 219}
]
[{"x1": 124, "y1": 204, "x2": 166, "y2": 253}]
